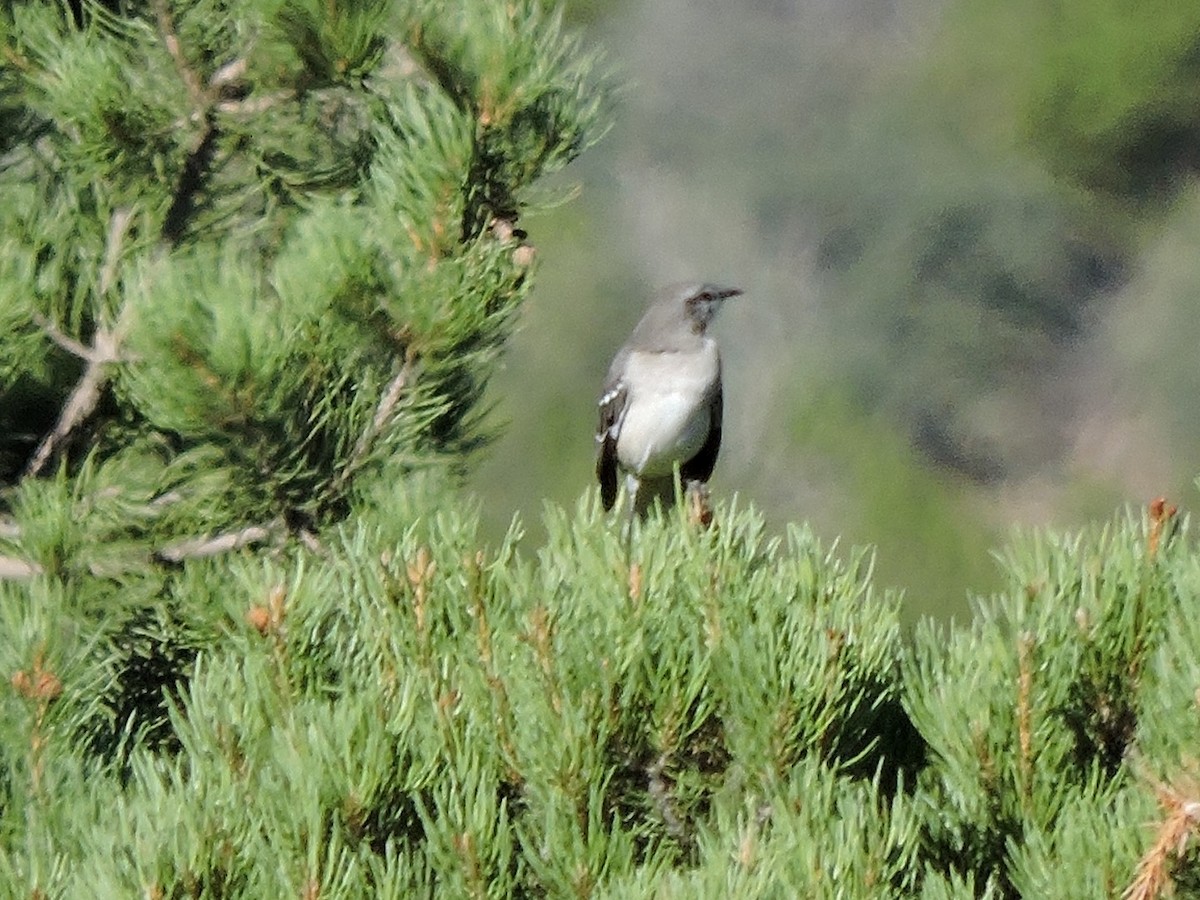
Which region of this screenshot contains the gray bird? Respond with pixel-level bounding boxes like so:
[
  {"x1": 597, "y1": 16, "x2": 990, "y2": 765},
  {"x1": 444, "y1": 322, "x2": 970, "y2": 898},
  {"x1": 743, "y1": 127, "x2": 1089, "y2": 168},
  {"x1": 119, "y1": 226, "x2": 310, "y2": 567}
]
[{"x1": 595, "y1": 282, "x2": 741, "y2": 517}]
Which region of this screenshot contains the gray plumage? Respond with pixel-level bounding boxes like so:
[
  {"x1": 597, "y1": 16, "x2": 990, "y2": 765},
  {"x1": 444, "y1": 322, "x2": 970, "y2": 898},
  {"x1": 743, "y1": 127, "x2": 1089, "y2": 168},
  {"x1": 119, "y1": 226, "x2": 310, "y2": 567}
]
[{"x1": 595, "y1": 282, "x2": 741, "y2": 515}]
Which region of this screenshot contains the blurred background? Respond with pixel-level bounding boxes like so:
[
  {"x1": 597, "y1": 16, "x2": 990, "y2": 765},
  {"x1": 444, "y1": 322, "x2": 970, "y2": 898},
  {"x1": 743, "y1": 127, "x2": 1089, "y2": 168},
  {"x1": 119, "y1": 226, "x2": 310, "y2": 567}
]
[{"x1": 470, "y1": 0, "x2": 1200, "y2": 622}]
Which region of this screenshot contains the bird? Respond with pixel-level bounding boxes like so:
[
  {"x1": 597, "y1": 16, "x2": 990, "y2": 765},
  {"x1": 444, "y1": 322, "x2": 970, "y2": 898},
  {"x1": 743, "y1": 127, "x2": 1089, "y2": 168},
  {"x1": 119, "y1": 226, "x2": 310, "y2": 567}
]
[{"x1": 595, "y1": 281, "x2": 741, "y2": 519}]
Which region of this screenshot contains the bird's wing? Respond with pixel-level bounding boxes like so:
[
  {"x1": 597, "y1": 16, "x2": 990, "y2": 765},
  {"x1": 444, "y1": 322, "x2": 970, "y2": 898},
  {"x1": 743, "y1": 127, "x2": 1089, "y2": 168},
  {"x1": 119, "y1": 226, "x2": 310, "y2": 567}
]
[
  {"x1": 680, "y1": 378, "x2": 722, "y2": 485},
  {"x1": 595, "y1": 376, "x2": 628, "y2": 511}
]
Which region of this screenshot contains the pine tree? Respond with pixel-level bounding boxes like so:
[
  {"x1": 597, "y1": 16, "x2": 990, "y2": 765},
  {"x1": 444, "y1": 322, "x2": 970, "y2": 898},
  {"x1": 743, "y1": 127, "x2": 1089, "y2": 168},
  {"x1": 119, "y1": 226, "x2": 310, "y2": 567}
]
[{"x1": 4, "y1": 2, "x2": 1200, "y2": 898}]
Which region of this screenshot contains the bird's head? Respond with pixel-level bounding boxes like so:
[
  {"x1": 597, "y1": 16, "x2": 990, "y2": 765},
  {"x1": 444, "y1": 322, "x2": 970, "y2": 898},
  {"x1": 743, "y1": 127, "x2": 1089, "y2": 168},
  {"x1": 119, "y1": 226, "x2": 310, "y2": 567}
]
[
  {"x1": 674, "y1": 282, "x2": 742, "y2": 334},
  {"x1": 628, "y1": 281, "x2": 743, "y2": 350}
]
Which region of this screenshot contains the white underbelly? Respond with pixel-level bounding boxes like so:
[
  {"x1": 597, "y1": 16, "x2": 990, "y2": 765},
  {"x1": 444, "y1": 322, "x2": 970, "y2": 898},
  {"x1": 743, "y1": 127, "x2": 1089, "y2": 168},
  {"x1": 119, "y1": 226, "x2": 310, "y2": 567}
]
[
  {"x1": 615, "y1": 342, "x2": 719, "y2": 477},
  {"x1": 617, "y1": 392, "x2": 711, "y2": 476}
]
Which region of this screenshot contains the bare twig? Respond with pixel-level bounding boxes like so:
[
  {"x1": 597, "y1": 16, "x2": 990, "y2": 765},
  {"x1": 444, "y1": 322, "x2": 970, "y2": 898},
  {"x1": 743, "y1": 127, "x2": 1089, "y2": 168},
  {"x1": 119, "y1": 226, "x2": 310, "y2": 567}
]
[
  {"x1": 151, "y1": 2, "x2": 251, "y2": 246},
  {"x1": 151, "y1": 0, "x2": 204, "y2": 106},
  {"x1": 20, "y1": 357, "x2": 110, "y2": 476},
  {"x1": 155, "y1": 521, "x2": 281, "y2": 563},
  {"x1": 98, "y1": 207, "x2": 133, "y2": 296},
  {"x1": 331, "y1": 351, "x2": 418, "y2": 494},
  {"x1": 0, "y1": 557, "x2": 43, "y2": 580},
  {"x1": 31, "y1": 205, "x2": 135, "y2": 363},
  {"x1": 30, "y1": 312, "x2": 95, "y2": 362},
  {"x1": 149, "y1": 491, "x2": 184, "y2": 509},
  {"x1": 208, "y1": 57, "x2": 248, "y2": 90},
  {"x1": 215, "y1": 89, "x2": 294, "y2": 117},
  {"x1": 25, "y1": 210, "x2": 135, "y2": 478},
  {"x1": 297, "y1": 528, "x2": 326, "y2": 556}
]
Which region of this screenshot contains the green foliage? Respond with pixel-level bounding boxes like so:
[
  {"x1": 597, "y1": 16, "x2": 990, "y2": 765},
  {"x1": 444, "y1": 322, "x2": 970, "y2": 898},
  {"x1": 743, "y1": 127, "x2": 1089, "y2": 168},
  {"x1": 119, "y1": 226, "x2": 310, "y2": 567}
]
[
  {"x1": 6, "y1": 1, "x2": 1200, "y2": 896},
  {"x1": 906, "y1": 506, "x2": 1195, "y2": 894},
  {"x1": 276, "y1": 0, "x2": 391, "y2": 84},
  {"x1": 1024, "y1": 0, "x2": 1200, "y2": 198},
  {"x1": 9, "y1": 493, "x2": 1200, "y2": 895},
  {"x1": 935, "y1": 0, "x2": 1200, "y2": 200},
  {"x1": 1007, "y1": 786, "x2": 1153, "y2": 899},
  {"x1": 0, "y1": 500, "x2": 919, "y2": 896},
  {"x1": 0, "y1": 0, "x2": 608, "y2": 528}
]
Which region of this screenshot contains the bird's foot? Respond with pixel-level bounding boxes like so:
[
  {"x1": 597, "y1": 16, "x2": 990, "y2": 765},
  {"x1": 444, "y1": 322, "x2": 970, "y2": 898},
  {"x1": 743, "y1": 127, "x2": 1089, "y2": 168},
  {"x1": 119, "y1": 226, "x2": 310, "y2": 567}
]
[{"x1": 685, "y1": 481, "x2": 714, "y2": 529}]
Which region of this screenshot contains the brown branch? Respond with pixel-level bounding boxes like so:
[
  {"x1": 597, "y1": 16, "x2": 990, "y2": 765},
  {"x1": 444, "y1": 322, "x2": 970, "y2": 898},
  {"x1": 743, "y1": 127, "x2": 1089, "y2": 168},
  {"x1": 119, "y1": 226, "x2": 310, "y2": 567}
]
[
  {"x1": 1016, "y1": 630, "x2": 1034, "y2": 810},
  {"x1": 31, "y1": 312, "x2": 95, "y2": 362},
  {"x1": 0, "y1": 556, "x2": 43, "y2": 580},
  {"x1": 162, "y1": 116, "x2": 220, "y2": 245},
  {"x1": 25, "y1": 210, "x2": 135, "y2": 478},
  {"x1": 12, "y1": 646, "x2": 61, "y2": 798},
  {"x1": 331, "y1": 351, "x2": 418, "y2": 494},
  {"x1": 155, "y1": 521, "x2": 281, "y2": 564},
  {"x1": 1147, "y1": 496, "x2": 1178, "y2": 561},
  {"x1": 151, "y1": 4, "x2": 253, "y2": 246},
  {"x1": 151, "y1": 0, "x2": 204, "y2": 107}
]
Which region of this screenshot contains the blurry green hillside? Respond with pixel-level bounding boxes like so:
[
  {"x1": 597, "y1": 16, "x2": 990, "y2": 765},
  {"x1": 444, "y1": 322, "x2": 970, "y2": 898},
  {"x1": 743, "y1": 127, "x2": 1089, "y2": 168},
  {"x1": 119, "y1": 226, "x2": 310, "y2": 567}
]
[{"x1": 473, "y1": 0, "x2": 1200, "y2": 622}]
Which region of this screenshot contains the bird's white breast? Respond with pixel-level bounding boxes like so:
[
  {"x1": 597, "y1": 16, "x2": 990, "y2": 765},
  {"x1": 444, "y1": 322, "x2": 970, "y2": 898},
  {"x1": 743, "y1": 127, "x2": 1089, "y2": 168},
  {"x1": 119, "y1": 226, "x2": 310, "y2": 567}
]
[{"x1": 616, "y1": 340, "x2": 719, "y2": 477}]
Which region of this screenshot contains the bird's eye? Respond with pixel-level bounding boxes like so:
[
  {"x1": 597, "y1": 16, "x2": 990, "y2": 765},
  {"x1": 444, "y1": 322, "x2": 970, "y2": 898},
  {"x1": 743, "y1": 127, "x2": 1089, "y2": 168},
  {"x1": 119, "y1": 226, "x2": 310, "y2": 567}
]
[{"x1": 697, "y1": 292, "x2": 712, "y2": 303}]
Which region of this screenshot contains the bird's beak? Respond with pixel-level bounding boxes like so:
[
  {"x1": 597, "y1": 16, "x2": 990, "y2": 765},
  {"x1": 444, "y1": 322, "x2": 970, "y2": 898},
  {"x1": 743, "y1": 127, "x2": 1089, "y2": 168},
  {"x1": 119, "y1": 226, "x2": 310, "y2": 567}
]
[{"x1": 715, "y1": 286, "x2": 742, "y2": 301}]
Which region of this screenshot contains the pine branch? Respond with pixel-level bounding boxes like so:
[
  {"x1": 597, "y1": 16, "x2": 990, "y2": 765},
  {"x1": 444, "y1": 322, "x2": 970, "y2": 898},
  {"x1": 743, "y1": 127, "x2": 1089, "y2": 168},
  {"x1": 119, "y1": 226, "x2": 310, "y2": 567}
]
[
  {"x1": 1, "y1": 43, "x2": 32, "y2": 74},
  {"x1": 1016, "y1": 630, "x2": 1034, "y2": 813},
  {"x1": 216, "y1": 88, "x2": 294, "y2": 118},
  {"x1": 151, "y1": 0, "x2": 251, "y2": 245},
  {"x1": 152, "y1": 0, "x2": 205, "y2": 106},
  {"x1": 0, "y1": 556, "x2": 43, "y2": 579},
  {"x1": 31, "y1": 312, "x2": 95, "y2": 362},
  {"x1": 24, "y1": 208, "x2": 135, "y2": 478},
  {"x1": 162, "y1": 119, "x2": 219, "y2": 244},
  {"x1": 1124, "y1": 779, "x2": 1200, "y2": 900},
  {"x1": 330, "y1": 349, "x2": 419, "y2": 496},
  {"x1": 154, "y1": 519, "x2": 283, "y2": 563}
]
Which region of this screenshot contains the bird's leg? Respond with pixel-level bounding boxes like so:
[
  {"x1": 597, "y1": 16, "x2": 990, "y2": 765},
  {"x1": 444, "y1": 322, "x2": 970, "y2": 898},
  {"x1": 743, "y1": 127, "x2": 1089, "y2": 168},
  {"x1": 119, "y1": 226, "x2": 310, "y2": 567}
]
[
  {"x1": 624, "y1": 473, "x2": 639, "y2": 562},
  {"x1": 685, "y1": 480, "x2": 714, "y2": 529}
]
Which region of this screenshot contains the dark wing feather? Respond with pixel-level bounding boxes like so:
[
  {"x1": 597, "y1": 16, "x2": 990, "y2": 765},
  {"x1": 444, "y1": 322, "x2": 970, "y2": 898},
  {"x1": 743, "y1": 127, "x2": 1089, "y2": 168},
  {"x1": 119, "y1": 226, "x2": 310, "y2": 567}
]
[
  {"x1": 595, "y1": 380, "x2": 628, "y2": 511},
  {"x1": 680, "y1": 381, "x2": 722, "y2": 485}
]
